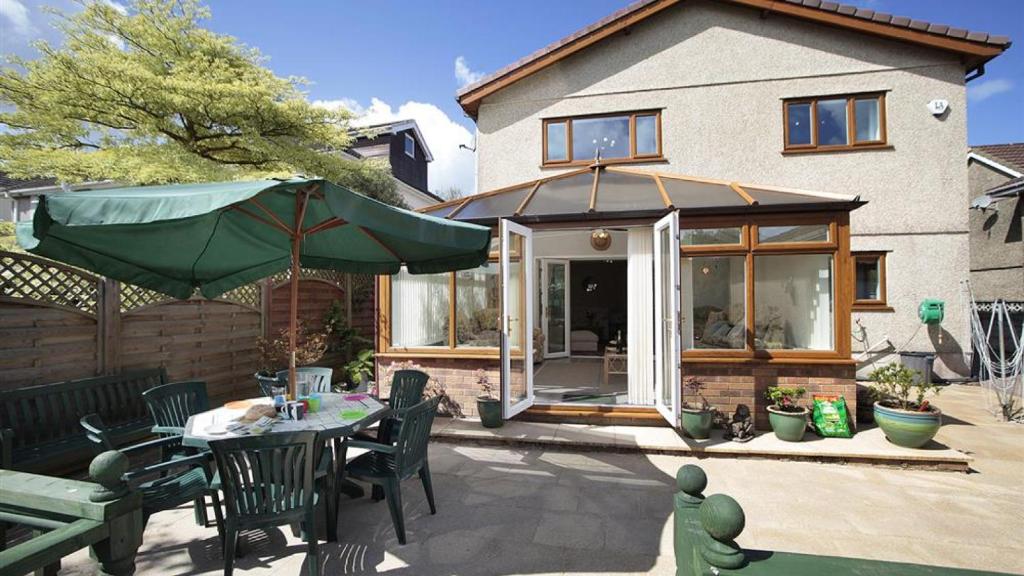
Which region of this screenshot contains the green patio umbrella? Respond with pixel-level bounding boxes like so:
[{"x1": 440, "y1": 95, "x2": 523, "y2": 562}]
[{"x1": 17, "y1": 177, "x2": 490, "y2": 395}]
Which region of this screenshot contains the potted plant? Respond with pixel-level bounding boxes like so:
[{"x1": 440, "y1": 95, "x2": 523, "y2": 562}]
[
  {"x1": 681, "y1": 377, "x2": 714, "y2": 439},
  {"x1": 869, "y1": 363, "x2": 942, "y2": 448},
  {"x1": 765, "y1": 386, "x2": 808, "y2": 442},
  {"x1": 475, "y1": 369, "x2": 502, "y2": 428},
  {"x1": 343, "y1": 349, "x2": 375, "y2": 392}
]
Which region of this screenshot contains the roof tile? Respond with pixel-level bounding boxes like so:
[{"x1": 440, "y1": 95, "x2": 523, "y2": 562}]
[{"x1": 973, "y1": 144, "x2": 1024, "y2": 174}]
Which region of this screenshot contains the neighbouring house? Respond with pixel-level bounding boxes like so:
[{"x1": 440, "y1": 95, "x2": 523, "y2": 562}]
[
  {"x1": 348, "y1": 119, "x2": 444, "y2": 209},
  {"x1": 376, "y1": 0, "x2": 1010, "y2": 430},
  {"x1": 0, "y1": 174, "x2": 58, "y2": 223},
  {"x1": 968, "y1": 144, "x2": 1024, "y2": 303}
]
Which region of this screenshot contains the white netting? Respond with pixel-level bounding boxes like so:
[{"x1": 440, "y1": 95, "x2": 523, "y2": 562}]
[{"x1": 962, "y1": 281, "x2": 1024, "y2": 423}]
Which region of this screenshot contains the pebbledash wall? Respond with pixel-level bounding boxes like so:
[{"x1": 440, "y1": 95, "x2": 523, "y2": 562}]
[{"x1": 474, "y1": 0, "x2": 974, "y2": 379}]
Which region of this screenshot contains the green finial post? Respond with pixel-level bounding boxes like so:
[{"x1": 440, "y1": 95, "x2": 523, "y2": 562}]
[
  {"x1": 699, "y1": 494, "x2": 746, "y2": 570},
  {"x1": 675, "y1": 464, "x2": 708, "y2": 507},
  {"x1": 89, "y1": 450, "x2": 130, "y2": 502}
]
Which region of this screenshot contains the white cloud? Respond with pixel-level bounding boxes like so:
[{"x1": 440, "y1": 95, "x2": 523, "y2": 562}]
[
  {"x1": 100, "y1": 0, "x2": 128, "y2": 15},
  {"x1": 315, "y1": 97, "x2": 476, "y2": 197},
  {"x1": 968, "y1": 78, "x2": 1013, "y2": 103},
  {"x1": 454, "y1": 56, "x2": 485, "y2": 88},
  {"x1": 0, "y1": 0, "x2": 35, "y2": 37}
]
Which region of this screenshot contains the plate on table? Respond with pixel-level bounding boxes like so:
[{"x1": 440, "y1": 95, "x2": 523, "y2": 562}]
[
  {"x1": 343, "y1": 394, "x2": 368, "y2": 402},
  {"x1": 224, "y1": 400, "x2": 254, "y2": 410},
  {"x1": 340, "y1": 409, "x2": 368, "y2": 420}
]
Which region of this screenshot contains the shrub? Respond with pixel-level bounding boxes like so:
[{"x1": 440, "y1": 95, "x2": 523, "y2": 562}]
[
  {"x1": 683, "y1": 376, "x2": 711, "y2": 411},
  {"x1": 765, "y1": 386, "x2": 806, "y2": 412},
  {"x1": 869, "y1": 363, "x2": 939, "y2": 411}
]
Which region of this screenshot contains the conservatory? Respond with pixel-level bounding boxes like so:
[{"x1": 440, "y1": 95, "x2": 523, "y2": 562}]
[{"x1": 377, "y1": 165, "x2": 864, "y2": 430}]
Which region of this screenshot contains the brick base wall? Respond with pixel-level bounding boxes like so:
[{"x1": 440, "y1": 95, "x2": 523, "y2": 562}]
[
  {"x1": 377, "y1": 356, "x2": 856, "y2": 429},
  {"x1": 377, "y1": 356, "x2": 500, "y2": 417},
  {"x1": 681, "y1": 362, "x2": 857, "y2": 430}
]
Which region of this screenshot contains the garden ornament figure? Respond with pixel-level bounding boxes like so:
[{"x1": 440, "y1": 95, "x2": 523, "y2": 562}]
[{"x1": 723, "y1": 404, "x2": 754, "y2": 443}]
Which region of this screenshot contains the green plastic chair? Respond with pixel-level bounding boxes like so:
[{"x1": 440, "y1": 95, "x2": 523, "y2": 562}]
[
  {"x1": 277, "y1": 367, "x2": 334, "y2": 394},
  {"x1": 79, "y1": 414, "x2": 222, "y2": 533},
  {"x1": 346, "y1": 395, "x2": 441, "y2": 545},
  {"x1": 355, "y1": 369, "x2": 429, "y2": 445},
  {"x1": 210, "y1": 431, "x2": 321, "y2": 576},
  {"x1": 142, "y1": 380, "x2": 215, "y2": 526}
]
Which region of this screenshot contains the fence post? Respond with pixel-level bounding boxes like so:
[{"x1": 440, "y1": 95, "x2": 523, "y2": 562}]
[
  {"x1": 260, "y1": 277, "x2": 272, "y2": 340},
  {"x1": 98, "y1": 279, "x2": 121, "y2": 375}
]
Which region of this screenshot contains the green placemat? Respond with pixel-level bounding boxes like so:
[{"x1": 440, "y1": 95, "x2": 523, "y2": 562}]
[{"x1": 341, "y1": 409, "x2": 367, "y2": 420}]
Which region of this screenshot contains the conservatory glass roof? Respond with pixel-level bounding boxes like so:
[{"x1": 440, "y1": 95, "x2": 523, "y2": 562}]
[{"x1": 420, "y1": 166, "x2": 862, "y2": 223}]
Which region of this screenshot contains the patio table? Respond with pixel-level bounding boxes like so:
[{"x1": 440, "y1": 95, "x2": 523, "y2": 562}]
[{"x1": 183, "y1": 393, "x2": 391, "y2": 499}]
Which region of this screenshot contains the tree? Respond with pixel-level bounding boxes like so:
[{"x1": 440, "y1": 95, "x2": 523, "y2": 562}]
[
  {"x1": 437, "y1": 185, "x2": 464, "y2": 202},
  {"x1": 0, "y1": 0, "x2": 402, "y2": 205}
]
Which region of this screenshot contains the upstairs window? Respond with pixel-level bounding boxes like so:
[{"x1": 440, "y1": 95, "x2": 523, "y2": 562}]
[
  {"x1": 543, "y1": 110, "x2": 662, "y2": 166},
  {"x1": 784, "y1": 93, "x2": 886, "y2": 152},
  {"x1": 404, "y1": 133, "x2": 416, "y2": 158}
]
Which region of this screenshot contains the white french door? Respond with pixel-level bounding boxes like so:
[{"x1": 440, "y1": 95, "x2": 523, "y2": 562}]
[
  {"x1": 500, "y1": 219, "x2": 534, "y2": 418},
  {"x1": 541, "y1": 259, "x2": 570, "y2": 359},
  {"x1": 653, "y1": 212, "x2": 681, "y2": 427}
]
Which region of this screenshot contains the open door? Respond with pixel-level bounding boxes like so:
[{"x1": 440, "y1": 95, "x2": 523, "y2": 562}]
[
  {"x1": 541, "y1": 259, "x2": 570, "y2": 359},
  {"x1": 654, "y1": 212, "x2": 681, "y2": 427},
  {"x1": 501, "y1": 219, "x2": 534, "y2": 418}
]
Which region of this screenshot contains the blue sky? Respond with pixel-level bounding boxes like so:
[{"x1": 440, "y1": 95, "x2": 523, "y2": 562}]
[{"x1": 2, "y1": 0, "x2": 1021, "y2": 194}]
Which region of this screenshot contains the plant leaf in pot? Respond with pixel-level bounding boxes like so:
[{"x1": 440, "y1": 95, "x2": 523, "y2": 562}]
[
  {"x1": 869, "y1": 363, "x2": 942, "y2": 448},
  {"x1": 475, "y1": 369, "x2": 503, "y2": 428},
  {"x1": 765, "y1": 386, "x2": 808, "y2": 442},
  {"x1": 680, "y1": 377, "x2": 714, "y2": 439}
]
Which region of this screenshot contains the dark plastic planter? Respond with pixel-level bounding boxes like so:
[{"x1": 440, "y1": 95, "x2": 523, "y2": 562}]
[
  {"x1": 477, "y1": 398, "x2": 503, "y2": 428},
  {"x1": 873, "y1": 401, "x2": 941, "y2": 448},
  {"x1": 681, "y1": 407, "x2": 714, "y2": 439},
  {"x1": 767, "y1": 406, "x2": 808, "y2": 442}
]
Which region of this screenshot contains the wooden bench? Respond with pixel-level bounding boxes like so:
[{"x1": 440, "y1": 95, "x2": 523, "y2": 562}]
[{"x1": 0, "y1": 369, "x2": 167, "y2": 474}]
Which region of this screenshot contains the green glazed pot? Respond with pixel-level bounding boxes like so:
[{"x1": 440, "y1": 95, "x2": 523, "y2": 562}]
[
  {"x1": 767, "y1": 406, "x2": 808, "y2": 442},
  {"x1": 477, "y1": 398, "x2": 503, "y2": 428},
  {"x1": 681, "y1": 407, "x2": 714, "y2": 439},
  {"x1": 873, "y1": 401, "x2": 941, "y2": 448}
]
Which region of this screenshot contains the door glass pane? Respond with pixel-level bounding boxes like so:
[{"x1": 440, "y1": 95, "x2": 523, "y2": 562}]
[
  {"x1": 456, "y1": 263, "x2": 500, "y2": 347},
  {"x1": 683, "y1": 256, "x2": 746, "y2": 350},
  {"x1": 816, "y1": 99, "x2": 848, "y2": 146},
  {"x1": 546, "y1": 121, "x2": 568, "y2": 162},
  {"x1": 855, "y1": 98, "x2": 881, "y2": 142},
  {"x1": 681, "y1": 227, "x2": 742, "y2": 246},
  {"x1": 855, "y1": 257, "x2": 880, "y2": 300},
  {"x1": 758, "y1": 224, "x2": 829, "y2": 243},
  {"x1": 506, "y1": 231, "x2": 528, "y2": 407},
  {"x1": 546, "y1": 262, "x2": 566, "y2": 355},
  {"x1": 636, "y1": 114, "x2": 658, "y2": 155},
  {"x1": 391, "y1": 269, "x2": 450, "y2": 347},
  {"x1": 786, "y1": 102, "x2": 812, "y2": 146},
  {"x1": 572, "y1": 115, "x2": 630, "y2": 161},
  {"x1": 754, "y1": 254, "x2": 834, "y2": 350},
  {"x1": 659, "y1": 225, "x2": 674, "y2": 407}
]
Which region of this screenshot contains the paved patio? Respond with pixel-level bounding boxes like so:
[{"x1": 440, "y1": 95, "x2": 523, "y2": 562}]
[{"x1": 58, "y1": 385, "x2": 1024, "y2": 575}]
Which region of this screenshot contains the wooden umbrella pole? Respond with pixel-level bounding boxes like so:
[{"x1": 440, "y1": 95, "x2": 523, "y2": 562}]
[{"x1": 288, "y1": 187, "x2": 312, "y2": 398}]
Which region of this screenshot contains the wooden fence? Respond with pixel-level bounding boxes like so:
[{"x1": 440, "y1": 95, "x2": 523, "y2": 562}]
[{"x1": 0, "y1": 251, "x2": 375, "y2": 404}]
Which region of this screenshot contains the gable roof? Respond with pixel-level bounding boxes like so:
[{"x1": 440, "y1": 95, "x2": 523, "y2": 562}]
[
  {"x1": 456, "y1": 0, "x2": 1011, "y2": 117},
  {"x1": 349, "y1": 119, "x2": 434, "y2": 162},
  {"x1": 0, "y1": 173, "x2": 57, "y2": 193},
  {"x1": 971, "y1": 143, "x2": 1024, "y2": 176}
]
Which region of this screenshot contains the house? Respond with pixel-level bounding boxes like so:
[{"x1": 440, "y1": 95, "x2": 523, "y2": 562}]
[
  {"x1": 376, "y1": 0, "x2": 1011, "y2": 429},
  {"x1": 348, "y1": 119, "x2": 443, "y2": 209},
  {"x1": 968, "y1": 144, "x2": 1024, "y2": 303},
  {"x1": 0, "y1": 175, "x2": 57, "y2": 223}
]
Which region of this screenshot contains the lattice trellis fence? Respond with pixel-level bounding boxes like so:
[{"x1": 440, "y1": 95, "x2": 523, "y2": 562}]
[{"x1": 1, "y1": 250, "x2": 370, "y2": 389}]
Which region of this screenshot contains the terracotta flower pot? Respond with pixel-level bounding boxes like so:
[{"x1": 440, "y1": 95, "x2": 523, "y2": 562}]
[
  {"x1": 873, "y1": 401, "x2": 941, "y2": 448},
  {"x1": 477, "y1": 397, "x2": 503, "y2": 428},
  {"x1": 766, "y1": 405, "x2": 808, "y2": 442},
  {"x1": 681, "y1": 407, "x2": 714, "y2": 439}
]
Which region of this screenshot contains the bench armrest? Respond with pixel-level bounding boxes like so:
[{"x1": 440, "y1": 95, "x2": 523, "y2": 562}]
[{"x1": 346, "y1": 439, "x2": 396, "y2": 455}]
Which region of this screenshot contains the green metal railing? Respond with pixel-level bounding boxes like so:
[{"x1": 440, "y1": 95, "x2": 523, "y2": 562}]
[
  {"x1": 673, "y1": 464, "x2": 1011, "y2": 576},
  {"x1": 0, "y1": 450, "x2": 143, "y2": 576}
]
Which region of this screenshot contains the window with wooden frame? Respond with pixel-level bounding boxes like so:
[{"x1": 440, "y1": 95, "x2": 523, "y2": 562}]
[
  {"x1": 404, "y1": 133, "x2": 416, "y2": 159},
  {"x1": 852, "y1": 252, "x2": 890, "y2": 310},
  {"x1": 381, "y1": 238, "x2": 510, "y2": 356},
  {"x1": 783, "y1": 93, "x2": 887, "y2": 152},
  {"x1": 543, "y1": 110, "x2": 662, "y2": 167},
  {"x1": 680, "y1": 213, "x2": 851, "y2": 361}
]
